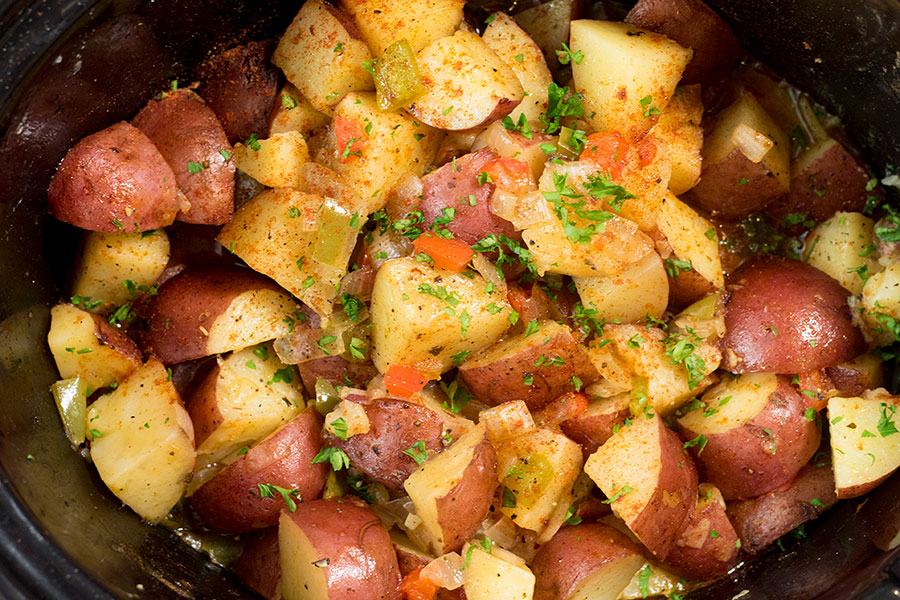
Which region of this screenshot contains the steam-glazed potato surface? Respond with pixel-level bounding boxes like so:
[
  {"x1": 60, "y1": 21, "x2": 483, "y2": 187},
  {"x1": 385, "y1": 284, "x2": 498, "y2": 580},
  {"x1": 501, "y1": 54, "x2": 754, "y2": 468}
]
[{"x1": 42, "y1": 0, "x2": 899, "y2": 597}]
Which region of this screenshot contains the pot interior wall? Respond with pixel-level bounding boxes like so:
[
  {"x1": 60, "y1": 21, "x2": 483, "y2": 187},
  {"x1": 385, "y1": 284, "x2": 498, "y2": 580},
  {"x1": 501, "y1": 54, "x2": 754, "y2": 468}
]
[{"x1": 0, "y1": 0, "x2": 898, "y2": 598}]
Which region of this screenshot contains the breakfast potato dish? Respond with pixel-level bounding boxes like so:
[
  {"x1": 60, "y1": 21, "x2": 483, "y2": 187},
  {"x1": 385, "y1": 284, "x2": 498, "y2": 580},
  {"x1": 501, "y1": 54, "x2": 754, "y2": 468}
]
[{"x1": 42, "y1": 0, "x2": 900, "y2": 597}]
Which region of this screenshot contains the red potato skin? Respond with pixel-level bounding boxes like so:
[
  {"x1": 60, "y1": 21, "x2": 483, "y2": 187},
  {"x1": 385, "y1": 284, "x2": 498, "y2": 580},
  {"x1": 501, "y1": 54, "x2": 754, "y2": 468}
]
[
  {"x1": 662, "y1": 490, "x2": 740, "y2": 581},
  {"x1": 678, "y1": 377, "x2": 821, "y2": 500},
  {"x1": 232, "y1": 528, "x2": 281, "y2": 600},
  {"x1": 631, "y1": 424, "x2": 699, "y2": 560},
  {"x1": 420, "y1": 149, "x2": 519, "y2": 245},
  {"x1": 132, "y1": 89, "x2": 235, "y2": 225},
  {"x1": 190, "y1": 408, "x2": 328, "y2": 533},
  {"x1": 458, "y1": 331, "x2": 600, "y2": 411},
  {"x1": 139, "y1": 265, "x2": 284, "y2": 364},
  {"x1": 686, "y1": 148, "x2": 786, "y2": 222},
  {"x1": 92, "y1": 312, "x2": 143, "y2": 364},
  {"x1": 720, "y1": 257, "x2": 866, "y2": 373},
  {"x1": 436, "y1": 436, "x2": 498, "y2": 553},
  {"x1": 194, "y1": 41, "x2": 279, "y2": 144},
  {"x1": 560, "y1": 399, "x2": 629, "y2": 457},
  {"x1": 297, "y1": 356, "x2": 378, "y2": 396},
  {"x1": 668, "y1": 267, "x2": 718, "y2": 312},
  {"x1": 726, "y1": 462, "x2": 837, "y2": 554},
  {"x1": 625, "y1": 0, "x2": 742, "y2": 84},
  {"x1": 281, "y1": 498, "x2": 402, "y2": 600},
  {"x1": 48, "y1": 121, "x2": 181, "y2": 232},
  {"x1": 766, "y1": 141, "x2": 880, "y2": 225},
  {"x1": 324, "y1": 398, "x2": 447, "y2": 490},
  {"x1": 532, "y1": 523, "x2": 645, "y2": 600},
  {"x1": 825, "y1": 362, "x2": 882, "y2": 398}
]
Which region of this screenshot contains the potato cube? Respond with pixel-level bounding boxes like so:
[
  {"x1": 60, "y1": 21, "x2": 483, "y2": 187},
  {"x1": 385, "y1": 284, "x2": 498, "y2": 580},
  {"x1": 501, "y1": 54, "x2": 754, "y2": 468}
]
[
  {"x1": 340, "y1": 0, "x2": 464, "y2": 56},
  {"x1": 806, "y1": 211, "x2": 882, "y2": 294},
  {"x1": 232, "y1": 131, "x2": 310, "y2": 189},
  {"x1": 370, "y1": 257, "x2": 511, "y2": 378}
]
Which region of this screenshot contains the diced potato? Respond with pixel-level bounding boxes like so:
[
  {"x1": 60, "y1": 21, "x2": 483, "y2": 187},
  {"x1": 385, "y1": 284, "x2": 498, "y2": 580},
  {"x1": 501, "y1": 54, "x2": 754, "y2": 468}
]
[
  {"x1": 370, "y1": 257, "x2": 511, "y2": 378},
  {"x1": 482, "y1": 12, "x2": 552, "y2": 126},
  {"x1": 269, "y1": 83, "x2": 330, "y2": 137},
  {"x1": 71, "y1": 230, "x2": 170, "y2": 310},
  {"x1": 273, "y1": 0, "x2": 374, "y2": 114},
  {"x1": 806, "y1": 211, "x2": 881, "y2": 294},
  {"x1": 522, "y1": 212, "x2": 654, "y2": 278},
  {"x1": 828, "y1": 391, "x2": 900, "y2": 499},
  {"x1": 584, "y1": 344, "x2": 633, "y2": 397},
  {"x1": 652, "y1": 85, "x2": 703, "y2": 195},
  {"x1": 232, "y1": 131, "x2": 309, "y2": 189},
  {"x1": 408, "y1": 31, "x2": 524, "y2": 131},
  {"x1": 87, "y1": 360, "x2": 195, "y2": 522},
  {"x1": 495, "y1": 426, "x2": 583, "y2": 533},
  {"x1": 570, "y1": 20, "x2": 692, "y2": 142},
  {"x1": 217, "y1": 188, "x2": 358, "y2": 316},
  {"x1": 574, "y1": 251, "x2": 669, "y2": 324},
  {"x1": 462, "y1": 543, "x2": 536, "y2": 600},
  {"x1": 50, "y1": 377, "x2": 87, "y2": 448},
  {"x1": 473, "y1": 121, "x2": 549, "y2": 182},
  {"x1": 604, "y1": 324, "x2": 720, "y2": 415},
  {"x1": 340, "y1": 0, "x2": 464, "y2": 56},
  {"x1": 187, "y1": 345, "x2": 304, "y2": 481},
  {"x1": 620, "y1": 563, "x2": 683, "y2": 600},
  {"x1": 47, "y1": 303, "x2": 142, "y2": 391},
  {"x1": 656, "y1": 193, "x2": 725, "y2": 288},
  {"x1": 325, "y1": 92, "x2": 441, "y2": 212},
  {"x1": 688, "y1": 93, "x2": 789, "y2": 221},
  {"x1": 859, "y1": 263, "x2": 900, "y2": 347},
  {"x1": 481, "y1": 401, "x2": 536, "y2": 444}
]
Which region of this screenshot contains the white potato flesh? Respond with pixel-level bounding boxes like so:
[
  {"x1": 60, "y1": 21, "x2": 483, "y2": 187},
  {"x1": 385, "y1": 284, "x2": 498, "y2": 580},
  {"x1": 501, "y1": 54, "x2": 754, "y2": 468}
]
[
  {"x1": 404, "y1": 424, "x2": 487, "y2": 555},
  {"x1": 570, "y1": 20, "x2": 692, "y2": 142},
  {"x1": 340, "y1": 0, "x2": 464, "y2": 56},
  {"x1": 828, "y1": 392, "x2": 900, "y2": 499},
  {"x1": 806, "y1": 211, "x2": 881, "y2": 295},
  {"x1": 71, "y1": 230, "x2": 170, "y2": 310},
  {"x1": 370, "y1": 258, "x2": 511, "y2": 378},
  {"x1": 232, "y1": 131, "x2": 310, "y2": 189},
  {"x1": 205, "y1": 289, "x2": 301, "y2": 355},
  {"x1": 192, "y1": 345, "x2": 304, "y2": 479},
  {"x1": 463, "y1": 544, "x2": 535, "y2": 600},
  {"x1": 495, "y1": 427, "x2": 583, "y2": 533},
  {"x1": 87, "y1": 360, "x2": 195, "y2": 523},
  {"x1": 217, "y1": 188, "x2": 358, "y2": 316},
  {"x1": 482, "y1": 12, "x2": 552, "y2": 126},
  {"x1": 278, "y1": 512, "x2": 330, "y2": 599},
  {"x1": 652, "y1": 85, "x2": 703, "y2": 196},
  {"x1": 656, "y1": 193, "x2": 725, "y2": 288},
  {"x1": 47, "y1": 304, "x2": 141, "y2": 391},
  {"x1": 408, "y1": 31, "x2": 524, "y2": 131},
  {"x1": 273, "y1": 0, "x2": 374, "y2": 115},
  {"x1": 269, "y1": 83, "x2": 330, "y2": 137},
  {"x1": 859, "y1": 263, "x2": 900, "y2": 347},
  {"x1": 327, "y1": 92, "x2": 441, "y2": 212},
  {"x1": 574, "y1": 251, "x2": 669, "y2": 324},
  {"x1": 677, "y1": 373, "x2": 779, "y2": 435},
  {"x1": 481, "y1": 401, "x2": 536, "y2": 445}
]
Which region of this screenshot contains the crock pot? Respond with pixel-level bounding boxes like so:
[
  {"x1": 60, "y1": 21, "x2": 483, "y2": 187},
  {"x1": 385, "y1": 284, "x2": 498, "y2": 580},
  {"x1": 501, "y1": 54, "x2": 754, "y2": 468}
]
[{"x1": 1, "y1": 1, "x2": 899, "y2": 598}]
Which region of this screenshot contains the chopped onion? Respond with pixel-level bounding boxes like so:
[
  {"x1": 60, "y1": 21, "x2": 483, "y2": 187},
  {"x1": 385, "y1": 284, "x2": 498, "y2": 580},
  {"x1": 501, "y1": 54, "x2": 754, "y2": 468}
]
[
  {"x1": 490, "y1": 189, "x2": 553, "y2": 230},
  {"x1": 471, "y1": 251, "x2": 507, "y2": 299},
  {"x1": 481, "y1": 514, "x2": 539, "y2": 562},
  {"x1": 385, "y1": 173, "x2": 423, "y2": 219},
  {"x1": 300, "y1": 162, "x2": 344, "y2": 204},
  {"x1": 339, "y1": 266, "x2": 376, "y2": 302},
  {"x1": 535, "y1": 495, "x2": 573, "y2": 544},
  {"x1": 794, "y1": 93, "x2": 829, "y2": 146},
  {"x1": 731, "y1": 123, "x2": 773, "y2": 163},
  {"x1": 421, "y1": 552, "x2": 466, "y2": 590},
  {"x1": 404, "y1": 512, "x2": 423, "y2": 530},
  {"x1": 324, "y1": 399, "x2": 370, "y2": 438},
  {"x1": 274, "y1": 327, "x2": 344, "y2": 365},
  {"x1": 368, "y1": 230, "x2": 413, "y2": 270}
]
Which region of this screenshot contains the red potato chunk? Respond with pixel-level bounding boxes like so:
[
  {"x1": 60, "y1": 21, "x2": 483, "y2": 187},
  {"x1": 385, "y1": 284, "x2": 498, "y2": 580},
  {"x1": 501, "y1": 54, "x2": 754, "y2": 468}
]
[
  {"x1": 189, "y1": 408, "x2": 328, "y2": 534},
  {"x1": 625, "y1": 0, "x2": 742, "y2": 84},
  {"x1": 531, "y1": 523, "x2": 646, "y2": 600},
  {"x1": 48, "y1": 121, "x2": 182, "y2": 232},
  {"x1": 458, "y1": 321, "x2": 599, "y2": 411},
  {"x1": 324, "y1": 397, "x2": 449, "y2": 490},
  {"x1": 232, "y1": 528, "x2": 282, "y2": 600},
  {"x1": 140, "y1": 265, "x2": 297, "y2": 364},
  {"x1": 560, "y1": 394, "x2": 630, "y2": 456},
  {"x1": 279, "y1": 498, "x2": 402, "y2": 600},
  {"x1": 296, "y1": 356, "x2": 378, "y2": 396},
  {"x1": 677, "y1": 374, "x2": 821, "y2": 500},
  {"x1": 766, "y1": 138, "x2": 880, "y2": 225},
  {"x1": 420, "y1": 149, "x2": 518, "y2": 245},
  {"x1": 132, "y1": 89, "x2": 234, "y2": 225},
  {"x1": 194, "y1": 41, "x2": 279, "y2": 144},
  {"x1": 726, "y1": 461, "x2": 837, "y2": 555},
  {"x1": 720, "y1": 257, "x2": 866, "y2": 373},
  {"x1": 661, "y1": 484, "x2": 740, "y2": 581}
]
